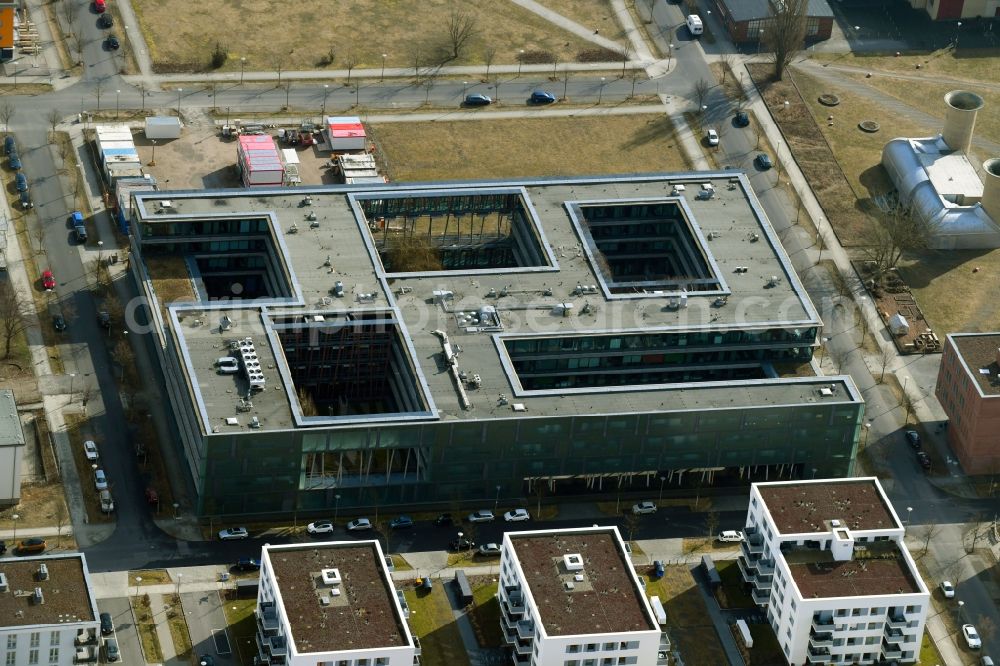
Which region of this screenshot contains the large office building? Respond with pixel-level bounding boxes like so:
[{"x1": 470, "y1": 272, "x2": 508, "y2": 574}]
[
  {"x1": 0, "y1": 554, "x2": 101, "y2": 666},
  {"x1": 498, "y1": 526, "x2": 664, "y2": 665},
  {"x1": 126, "y1": 173, "x2": 865, "y2": 517},
  {"x1": 935, "y1": 332, "x2": 1000, "y2": 472},
  {"x1": 255, "y1": 541, "x2": 418, "y2": 666},
  {"x1": 738, "y1": 478, "x2": 928, "y2": 665}
]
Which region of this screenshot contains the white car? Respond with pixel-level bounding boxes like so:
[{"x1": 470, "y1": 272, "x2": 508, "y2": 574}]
[
  {"x1": 83, "y1": 440, "x2": 99, "y2": 461},
  {"x1": 706, "y1": 128, "x2": 719, "y2": 146},
  {"x1": 218, "y1": 527, "x2": 249, "y2": 540},
  {"x1": 94, "y1": 469, "x2": 108, "y2": 491},
  {"x1": 632, "y1": 501, "x2": 657, "y2": 515},
  {"x1": 346, "y1": 518, "x2": 372, "y2": 531},
  {"x1": 940, "y1": 580, "x2": 955, "y2": 598},
  {"x1": 307, "y1": 520, "x2": 335, "y2": 535},
  {"x1": 504, "y1": 509, "x2": 531, "y2": 522},
  {"x1": 467, "y1": 510, "x2": 495, "y2": 523},
  {"x1": 963, "y1": 624, "x2": 982, "y2": 649},
  {"x1": 717, "y1": 530, "x2": 745, "y2": 543}
]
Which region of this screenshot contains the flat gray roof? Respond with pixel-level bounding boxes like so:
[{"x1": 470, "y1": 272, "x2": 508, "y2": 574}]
[
  {"x1": 948, "y1": 333, "x2": 1000, "y2": 397},
  {"x1": 133, "y1": 174, "x2": 853, "y2": 435},
  {"x1": 0, "y1": 389, "x2": 24, "y2": 449}
]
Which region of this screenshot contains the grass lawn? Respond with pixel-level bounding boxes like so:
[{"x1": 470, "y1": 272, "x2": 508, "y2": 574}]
[
  {"x1": 715, "y1": 561, "x2": 755, "y2": 610},
  {"x1": 221, "y1": 594, "x2": 257, "y2": 666},
  {"x1": 540, "y1": 0, "x2": 628, "y2": 43},
  {"x1": 369, "y1": 114, "x2": 691, "y2": 183},
  {"x1": 896, "y1": 249, "x2": 1000, "y2": 334},
  {"x1": 448, "y1": 551, "x2": 500, "y2": 568},
  {"x1": 404, "y1": 586, "x2": 471, "y2": 666},
  {"x1": 808, "y1": 50, "x2": 1000, "y2": 86},
  {"x1": 132, "y1": 0, "x2": 603, "y2": 73},
  {"x1": 130, "y1": 569, "x2": 171, "y2": 585},
  {"x1": 131, "y1": 595, "x2": 163, "y2": 663},
  {"x1": 468, "y1": 578, "x2": 504, "y2": 648},
  {"x1": 387, "y1": 555, "x2": 415, "y2": 572},
  {"x1": 0, "y1": 481, "x2": 70, "y2": 533},
  {"x1": 919, "y1": 627, "x2": 945, "y2": 664},
  {"x1": 166, "y1": 595, "x2": 193, "y2": 662},
  {"x1": 643, "y1": 566, "x2": 728, "y2": 665}
]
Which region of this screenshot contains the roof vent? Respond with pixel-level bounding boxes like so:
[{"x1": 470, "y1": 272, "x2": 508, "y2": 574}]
[
  {"x1": 831, "y1": 519, "x2": 841, "y2": 527},
  {"x1": 321, "y1": 568, "x2": 342, "y2": 586},
  {"x1": 574, "y1": 573, "x2": 585, "y2": 582},
  {"x1": 319, "y1": 596, "x2": 330, "y2": 606},
  {"x1": 220, "y1": 315, "x2": 233, "y2": 331},
  {"x1": 564, "y1": 581, "x2": 575, "y2": 591},
  {"x1": 33, "y1": 588, "x2": 44, "y2": 605},
  {"x1": 37, "y1": 564, "x2": 48, "y2": 581},
  {"x1": 564, "y1": 553, "x2": 584, "y2": 572},
  {"x1": 0, "y1": 573, "x2": 7, "y2": 592}
]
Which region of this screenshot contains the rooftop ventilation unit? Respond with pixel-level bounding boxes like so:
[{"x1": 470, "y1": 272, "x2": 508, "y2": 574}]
[
  {"x1": 564, "y1": 581, "x2": 575, "y2": 591},
  {"x1": 319, "y1": 596, "x2": 330, "y2": 606},
  {"x1": 220, "y1": 315, "x2": 233, "y2": 332},
  {"x1": 237, "y1": 337, "x2": 266, "y2": 391},
  {"x1": 33, "y1": 588, "x2": 44, "y2": 605},
  {"x1": 321, "y1": 568, "x2": 342, "y2": 586},
  {"x1": 0, "y1": 572, "x2": 7, "y2": 592},
  {"x1": 831, "y1": 519, "x2": 841, "y2": 527},
  {"x1": 564, "y1": 554, "x2": 584, "y2": 572},
  {"x1": 37, "y1": 564, "x2": 48, "y2": 581}
]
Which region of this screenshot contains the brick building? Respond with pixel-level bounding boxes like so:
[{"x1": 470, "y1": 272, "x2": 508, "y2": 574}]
[
  {"x1": 712, "y1": 0, "x2": 834, "y2": 45},
  {"x1": 935, "y1": 333, "x2": 1000, "y2": 473}
]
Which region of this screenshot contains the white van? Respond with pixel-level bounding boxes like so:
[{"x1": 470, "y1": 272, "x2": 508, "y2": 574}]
[{"x1": 686, "y1": 14, "x2": 704, "y2": 36}]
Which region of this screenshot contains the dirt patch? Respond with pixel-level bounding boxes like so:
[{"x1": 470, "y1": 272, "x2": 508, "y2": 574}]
[
  {"x1": 0, "y1": 481, "x2": 70, "y2": 534},
  {"x1": 131, "y1": 0, "x2": 608, "y2": 73},
  {"x1": 369, "y1": 114, "x2": 690, "y2": 182},
  {"x1": 855, "y1": 262, "x2": 941, "y2": 354}
]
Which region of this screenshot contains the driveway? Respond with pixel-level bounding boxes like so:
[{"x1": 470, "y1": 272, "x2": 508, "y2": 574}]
[
  {"x1": 180, "y1": 590, "x2": 236, "y2": 666},
  {"x1": 97, "y1": 597, "x2": 142, "y2": 665}
]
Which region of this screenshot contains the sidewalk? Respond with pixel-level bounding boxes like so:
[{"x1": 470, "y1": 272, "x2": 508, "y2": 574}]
[{"x1": 0, "y1": 526, "x2": 72, "y2": 540}]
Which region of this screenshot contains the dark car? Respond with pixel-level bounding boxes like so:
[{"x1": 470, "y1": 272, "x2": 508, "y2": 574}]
[
  {"x1": 916, "y1": 451, "x2": 932, "y2": 470},
  {"x1": 4, "y1": 135, "x2": 15, "y2": 155},
  {"x1": 0, "y1": 540, "x2": 6, "y2": 555},
  {"x1": 389, "y1": 515, "x2": 414, "y2": 530},
  {"x1": 905, "y1": 430, "x2": 921, "y2": 448},
  {"x1": 19, "y1": 190, "x2": 32, "y2": 209},
  {"x1": 754, "y1": 153, "x2": 773, "y2": 170},
  {"x1": 97, "y1": 311, "x2": 111, "y2": 328},
  {"x1": 652, "y1": 560, "x2": 665, "y2": 579},
  {"x1": 100, "y1": 612, "x2": 114, "y2": 636},
  {"x1": 17, "y1": 537, "x2": 46, "y2": 554},
  {"x1": 529, "y1": 90, "x2": 557, "y2": 105},
  {"x1": 449, "y1": 538, "x2": 474, "y2": 551},
  {"x1": 14, "y1": 172, "x2": 27, "y2": 192},
  {"x1": 75, "y1": 223, "x2": 88, "y2": 243},
  {"x1": 98, "y1": 12, "x2": 113, "y2": 28},
  {"x1": 105, "y1": 35, "x2": 119, "y2": 51},
  {"x1": 8, "y1": 151, "x2": 21, "y2": 170},
  {"x1": 234, "y1": 557, "x2": 260, "y2": 572},
  {"x1": 104, "y1": 638, "x2": 119, "y2": 662},
  {"x1": 52, "y1": 314, "x2": 67, "y2": 332},
  {"x1": 733, "y1": 110, "x2": 749, "y2": 127},
  {"x1": 198, "y1": 656, "x2": 216, "y2": 666},
  {"x1": 464, "y1": 94, "x2": 492, "y2": 107},
  {"x1": 433, "y1": 513, "x2": 453, "y2": 526}
]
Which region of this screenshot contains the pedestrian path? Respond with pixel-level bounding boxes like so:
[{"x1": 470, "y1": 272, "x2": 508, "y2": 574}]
[{"x1": 146, "y1": 592, "x2": 187, "y2": 666}]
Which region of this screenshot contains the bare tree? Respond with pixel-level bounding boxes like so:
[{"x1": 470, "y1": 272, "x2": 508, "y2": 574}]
[
  {"x1": 719, "y1": 52, "x2": 737, "y2": 84},
  {"x1": 410, "y1": 48, "x2": 424, "y2": 83},
  {"x1": 282, "y1": 82, "x2": 291, "y2": 110},
  {"x1": 762, "y1": 0, "x2": 808, "y2": 81},
  {"x1": 422, "y1": 73, "x2": 436, "y2": 105},
  {"x1": 47, "y1": 109, "x2": 61, "y2": 134},
  {"x1": 914, "y1": 523, "x2": 942, "y2": 556},
  {"x1": 343, "y1": 53, "x2": 357, "y2": 86},
  {"x1": 0, "y1": 280, "x2": 30, "y2": 359},
  {"x1": 0, "y1": 101, "x2": 14, "y2": 134},
  {"x1": 445, "y1": 7, "x2": 478, "y2": 61},
  {"x1": 966, "y1": 512, "x2": 987, "y2": 553},
  {"x1": 54, "y1": 502, "x2": 68, "y2": 546},
  {"x1": 878, "y1": 345, "x2": 894, "y2": 383},
  {"x1": 692, "y1": 78, "x2": 711, "y2": 113},
  {"x1": 861, "y1": 205, "x2": 931, "y2": 288},
  {"x1": 706, "y1": 511, "x2": 720, "y2": 542},
  {"x1": 623, "y1": 511, "x2": 641, "y2": 542},
  {"x1": 483, "y1": 46, "x2": 496, "y2": 81},
  {"x1": 620, "y1": 44, "x2": 633, "y2": 78},
  {"x1": 33, "y1": 225, "x2": 46, "y2": 254}
]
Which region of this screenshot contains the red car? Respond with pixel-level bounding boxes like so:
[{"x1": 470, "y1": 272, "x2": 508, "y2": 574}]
[
  {"x1": 42, "y1": 270, "x2": 55, "y2": 290},
  {"x1": 94, "y1": 0, "x2": 106, "y2": 12}
]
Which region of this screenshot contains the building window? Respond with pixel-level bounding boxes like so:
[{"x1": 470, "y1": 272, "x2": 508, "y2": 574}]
[
  {"x1": 603, "y1": 643, "x2": 616, "y2": 651},
  {"x1": 28, "y1": 650, "x2": 39, "y2": 665},
  {"x1": 48, "y1": 648, "x2": 58, "y2": 664},
  {"x1": 30, "y1": 633, "x2": 40, "y2": 648},
  {"x1": 565, "y1": 662, "x2": 580, "y2": 666},
  {"x1": 5, "y1": 637, "x2": 14, "y2": 650},
  {"x1": 5, "y1": 653, "x2": 15, "y2": 666},
  {"x1": 567, "y1": 645, "x2": 581, "y2": 653},
  {"x1": 49, "y1": 632, "x2": 59, "y2": 647},
  {"x1": 586, "y1": 644, "x2": 598, "y2": 652}
]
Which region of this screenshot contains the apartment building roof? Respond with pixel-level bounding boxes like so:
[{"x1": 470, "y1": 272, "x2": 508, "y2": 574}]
[
  {"x1": 0, "y1": 554, "x2": 98, "y2": 628},
  {"x1": 263, "y1": 542, "x2": 412, "y2": 654},
  {"x1": 949, "y1": 333, "x2": 1000, "y2": 396},
  {"x1": 786, "y1": 545, "x2": 922, "y2": 598},
  {"x1": 757, "y1": 479, "x2": 899, "y2": 534},
  {"x1": 508, "y1": 527, "x2": 657, "y2": 637}
]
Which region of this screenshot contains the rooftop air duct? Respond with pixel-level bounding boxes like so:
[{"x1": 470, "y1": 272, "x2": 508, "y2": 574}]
[
  {"x1": 983, "y1": 158, "x2": 1000, "y2": 224},
  {"x1": 943, "y1": 91, "x2": 984, "y2": 154}
]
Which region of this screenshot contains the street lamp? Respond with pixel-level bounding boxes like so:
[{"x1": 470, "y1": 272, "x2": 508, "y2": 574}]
[
  {"x1": 658, "y1": 476, "x2": 666, "y2": 502},
  {"x1": 955, "y1": 22, "x2": 962, "y2": 49},
  {"x1": 758, "y1": 29, "x2": 765, "y2": 55},
  {"x1": 598, "y1": 76, "x2": 607, "y2": 104},
  {"x1": 134, "y1": 576, "x2": 142, "y2": 598},
  {"x1": 381, "y1": 53, "x2": 388, "y2": 81},
  {"x1": 176, "y1": 88, "x2": 183, "y2": 115},
  {"x1": 175, "y1": 573, "x2": 182, "y2": 596},
  {"x1": 862, "y1": 422, "x2": 872, "y2": 450},
  {"x1": 517, "y1": 49, "x2": 525, "y2": 76},
  {"x1": 172, "y1": 502, "x2": 179, "y2": 519},
  {"x1": 334, "y1": 494, "x2": 341, "y2": 524},
  {"x1": 115, "y1": 89, "x2": 120, "y2": 119},
  {"x1": 494, "y1": 484, "x2": 501, "y2": 512},
  {"x1": 69, "y1": 373, "x2": 76, "y2": 396},
  {"x1": 11, "y1": 513, "x2": 18, "y2": 545},
  {"x1": 149, "y1": 139, "x2": 157, "y2": 167},
  {"x1": 667, "y1": 43, "x2": 674, "y2": 70},
  {"x1": 322, "y1": 84, "x2": 330, "y2": 116},
  {"x1": 240, "y1": 57, "x2": 246, "y2": 84},
  {"x1": 906, "y1": 506, "x2": 913, "y2": 525},
  {"x1": 97, "y1": 240, "x2": 104, "y2": 266}
]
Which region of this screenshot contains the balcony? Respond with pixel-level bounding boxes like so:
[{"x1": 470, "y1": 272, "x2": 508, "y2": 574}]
[
  {"x1": 657, "y1": 649, "x2": 670, "y2": 665},
  {"x1": 256, "y1": 632, "x2": 287, "y2": 659},
  {"x1": 811, "y1": 618, "x2": 836, "y2": 633},
  {"x1": 809, "y1": 632, "x2": 834, "y2": 649},
  {"x1": 807, "y1": 647, "x2": 832, "y2": 664},
  {"x1": 501, "y1": 594, "x2": 525, "y2": 616},
  {"x1": 886, "y1": 615, "x2": 909, "y2": 629},
  {"x1": 510, "y1": 650, "x2": 531, "y2": 666},
  {"x1": 884, "y1": 630, "x2": 905, "y2": 645},
  {"x1": 882, "y1": 644, "x2": 903, "y2": 660},
  {"x1": 743, "y1": 534, "x2": 765, "y2": 556},
  {"x1": 513, "y1": 640, "x2": 533, "y2": 656},
  {"x1": 257, "y1": 603, "x2": 280, "y2": 632},
  {"x1": 515, "y1": 620, "x2": 535, "y2": 640},
  {"x1": 75, "y1": 629, "x2": 97, "y2": 646},
  {"x1": 751, "y1": 587, "x2": 770, "y2": 605}
]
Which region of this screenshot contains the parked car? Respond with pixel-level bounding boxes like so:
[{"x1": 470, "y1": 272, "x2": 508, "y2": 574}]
[
  {"x1": 464, "y1": 94, "x2": 492, "y2": 107},
  {"x1": 198, "y1": 656, "x2": 216, "y2": 666},
  {"x1": 433, "y1": 513, "x2": 453, "y2": 526},
  {"x1": 706, "y1": 129, "x2": 719, "y2": 146},
  {"x1": 218, "y1": 527, "x2": 249, "y2": 540},
  {"x1": 14, "y1": 172, "x2": 27, "y2": 192},
  {"x1": 449, "y1": 538, "x2": 474, "y2": 551},
  {"x1": 74, "y1": 222, "x2": 88, "y2": 244},
  {"x1": 916, "y1": 451, "x2": 932, "y2": 470},
  {"x1": 52, "y1": 314, "x2": 67, "y2": 332},
  {"x1": 98, "y1": 12, "x2": 113, "y2": 28},
  {"x1": 104, "y1": 638, "x2": 119, "y2": 662},
  {"x1": 652, "y1": 560, "x2": 665, "y2": 579},
  {"x1": 19, "y1": 190, "x2": 32, "y2": 209},
  {"x1": 144, "y1": 487, "x2": 159, "y2": 506},
  {"x1": 467, "y1": 510, "x2": 495, "y2": 523},
  {"x1": 307, "y1": 520, "x2": 335, "y2": 535},
  {"x1": 0, "y1": 541, "x2": 6, "y2": 555},
  {"x1": 234, "y1": 557, "x2": 260, "y2": 572},
  {"x1": 940, "y1": 580, "x2": 955, "y2": 598},
  {"x1": 754, "y1": 153, "x2": 773, "y2": 170},
  {"x1": 99, "y1": 489, "x2": 114, "y2": 513},
  {"x1": 346, "y1": 518, "x2": 372, "y2": 531},
  {"x1": 963, "y1": 624, "x2": 982, "y2": 649},
  {"x1": 3, "y1": 136, "x2": 15, "y2": 155},
  {"x1": 94, "y1": 469, "x2": 108, "y2": 491},
  {"x1": 99, "y1": 612, "x2": 114, "y2": 636},
  {"x1": 104, "y1": 35, "x2": 119, "y2": 51},
  {"x1": 8, "y1": 151, "x2": 21, "y2": 170},
  {"x1": 83, "y1": 440, "x2": 99, "y2": 461},
  {"x1": 42, "y1": 269, "x2": 56, "y2": 290},
  {"x1": 16, "y1": 538, "x2": 46, "y2": 554},
  {"x1": 981, "y1": 657, "x2": 995, "y2": 666},
  {"x1": 717, "y1": 530, "x2": 745, "y2": 543},
  {"x1": 529, "y1": 90, "x2": 557, "y2": 105},
  {"x1": 93, "y1": 0, "x2": 106, "y2": 13},
  {"x1": 389, "y1": 515, "x2": 414, "y2": 530},
  {"x1": 905, "y1": 430, "x2": 921, "y2": 448},
  {"x1": 478, "y1": 543, "x2": 501, "y2": 556},
  {"x1": 97, "y1": 311, "x2": 111, "y2": 328},
  {"x1": 733, "y1": 110, "x2": 750, "y2": 127},
  {"x1": 503, "y1": 508, "x2": 531, "y2": 522},
  {"x1": 632, "y1": 501, "x2": 657, "y2": 515}
]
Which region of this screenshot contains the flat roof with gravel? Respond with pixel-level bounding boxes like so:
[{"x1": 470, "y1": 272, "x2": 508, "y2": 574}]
[
  {"x1": 0, "y1": 554, "x2": 98, "y2": 628},
  {"x1": 949, "y1": 333, "x2": 1000, "y2": 396},
  {"x1": 786, "y1": 543, "x2": 922, "y2": 598},
  {"x1": 757, "y1": 479, "x2": 899, "y2": 534}
]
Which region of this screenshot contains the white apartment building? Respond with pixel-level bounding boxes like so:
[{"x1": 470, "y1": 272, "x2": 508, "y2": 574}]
[
  {"x1": 738, "y1": 478, "x2": 929, "y2": 665},
  {"x1": 0, "y1": 553, "x2": 101, "y2": 666},
  {"x1": 256, "y1": 541, "x2": 418, "y2": 666},
  {"x1": 497, "y1": 526, "x2": 665, "y2": 666}
]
